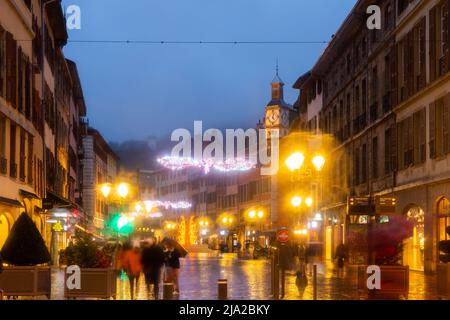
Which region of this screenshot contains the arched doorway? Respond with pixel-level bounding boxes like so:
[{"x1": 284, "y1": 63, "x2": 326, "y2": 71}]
[
  {"x1": 403, "y1": 205, "x2": 425, "y2": 271},
  {"x1": 0, "y1": 212, "x2": 12, "y2": 250},
  {"x1": 437, "y1": 197, "x2": 450, "y2": 245}
]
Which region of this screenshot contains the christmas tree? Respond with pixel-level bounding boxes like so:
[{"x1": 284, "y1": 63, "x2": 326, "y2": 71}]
[{"x1": 1, "y1": 212, "x2": 51, "y2": 266}]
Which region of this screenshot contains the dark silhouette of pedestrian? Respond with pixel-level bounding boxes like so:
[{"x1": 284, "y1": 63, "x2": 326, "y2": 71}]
[
  {"x1": 164, "y1": 243, "x2": 181, "y2": 295},
  {"x1": 334, "y1": 243, "x2": 348, "y2": 278},
  {"x1": 141, "y1": 237, "x2": 165, "y2": 300}
]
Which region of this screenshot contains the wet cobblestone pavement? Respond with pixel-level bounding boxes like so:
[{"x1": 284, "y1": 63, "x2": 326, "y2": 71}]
[{"x1": 37, "y1": 252, "x2": 440, "y2": 300}]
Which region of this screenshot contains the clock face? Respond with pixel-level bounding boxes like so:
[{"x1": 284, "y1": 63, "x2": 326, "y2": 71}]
[{"x1": 265, "y1": 109, "x2": 280, "y2": 127}]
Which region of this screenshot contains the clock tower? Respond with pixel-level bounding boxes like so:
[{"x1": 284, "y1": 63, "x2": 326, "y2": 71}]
[{"x1": 264, "y1": 68, "x2": 293, "y2": 139}]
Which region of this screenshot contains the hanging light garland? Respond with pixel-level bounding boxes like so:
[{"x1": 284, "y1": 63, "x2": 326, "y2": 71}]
[
  {"x1": 143, "y1": 200, "x2": 192, "y2": 210},
  {"x1": 157, "y1": 156, "x2": 255, "y2": 174}
]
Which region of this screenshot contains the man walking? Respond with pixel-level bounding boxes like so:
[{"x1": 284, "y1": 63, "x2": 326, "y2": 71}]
[{"x1": 141, "y1": 237, "x2": 165, "y2": 300}]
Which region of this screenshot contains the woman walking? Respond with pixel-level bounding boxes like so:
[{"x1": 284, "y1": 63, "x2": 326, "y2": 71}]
[
  {"x1": 164, "y1": 243, "x2": 181, "y2": 295},
  {"x1": 121, "y1": 241, "x2": 142, "y2": 300}
]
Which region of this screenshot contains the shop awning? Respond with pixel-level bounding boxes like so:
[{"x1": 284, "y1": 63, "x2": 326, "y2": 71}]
[
  {"x1": 0, "y1": 196, "x2": 23, "y2": 208},
  {"x1": 43, "y1": 191, "x2": 71, "y2": 209},
  {"x1": 20, "y1": 189, "x2": 40, "y2": 200}
]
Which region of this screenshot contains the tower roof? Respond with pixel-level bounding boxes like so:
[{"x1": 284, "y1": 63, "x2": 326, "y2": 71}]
[{"x1": 271, "y1": 59, "x2": 284, "y2": 84}]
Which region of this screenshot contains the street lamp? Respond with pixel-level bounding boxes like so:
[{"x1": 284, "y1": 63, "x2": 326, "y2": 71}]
[
  {"x1": 291, "y1": 196, "x2": 302, "y2": 208},
  {"x1": 257, "y1": 210, "x2": 264, "y2": 219},
  {"x1": 285, "y1": 152, "x2": 305, "y2": 172},
  {"x1": 117, "y1": 183, "x2": 130, "y2": 199},
  {"x1": 100, "y1": 184, "x2": 112, "y2": 198},
  {"x1": 305, "y1": 197, "x2": 313, "y2": 208},
  {"x1": 312, "y1": 155, "x2": 326, "y2": 172}
]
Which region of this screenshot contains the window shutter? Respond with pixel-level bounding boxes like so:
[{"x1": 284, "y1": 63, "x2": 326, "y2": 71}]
[
  {"x1": 443, "y1": 94, "x2": 450, "y2": 154},
  {"x1": 394, "y1": 121, "x2": 405, "y2": 170},
  {"x1": 430, "y1": 6, "x2": 437, "y2": 82},
  {"x1": 390, "y1": 46, "x2": 398, "y2": 107},
  {"x1": 444, "y1": 0, "x2": 450, "y2": 72},
  {"x1": 391, "y1": 124, "x2": 397, "y2": 171},
  {"x1": 0, "y1": 26, "x2": 4, "y2": 97},
  {"x1": 430, "y1": 102, "x2": 437, "y2": 158},
  {"x1": 436, "y1": 98, "x2": 444, "y2": 157},
  {"x1": 413, "y1": 111, "x2": 420, "y2": 165},
  {"x1": 420, "y1": 108, "x2": 426, "y2": 163},
  {"x1": 420, "y1": 18, "x2": 427, "y2": 88}
]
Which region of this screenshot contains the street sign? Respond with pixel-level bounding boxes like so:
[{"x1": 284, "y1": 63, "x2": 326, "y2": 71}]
[
  {"x1": 347, "y1": 197, "x2": 375, "y2": 216},
  {"x1": 375, "y1": 196, "x2": 397, "y2": 215},
  {"x1": 277, "y1": 229, "x2": 290, "y2": 243}
]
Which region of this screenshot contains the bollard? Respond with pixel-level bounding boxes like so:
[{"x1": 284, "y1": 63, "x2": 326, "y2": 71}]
[
  {"x1": 218, "y1": 279, "x2": 228, "y2": 300},
  {"x1": 163, "y1": 282, "x2": 174, "y2": 300},
  {"x1": 313, "y1": 265, "x2": 318, "y2": 300}
]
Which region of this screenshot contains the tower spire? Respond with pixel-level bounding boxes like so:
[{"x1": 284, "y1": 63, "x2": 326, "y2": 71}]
[{"x1": 276, "y1": 57, "x2": 279, "y2": 77}]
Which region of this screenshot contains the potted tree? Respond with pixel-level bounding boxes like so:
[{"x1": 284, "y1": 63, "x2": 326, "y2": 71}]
[
  {"x1": 0, "y1": 212, "x2": 52, "y2": 299},
  {"x1": 63, "y1": 230, "x2": 117, "y2": 299},
  {"x1": 357, "y1": 216, "x2": 413, "y2": 299},
  {"x1": 437, "y1": 226, "x2": 450, "y2": 299}
]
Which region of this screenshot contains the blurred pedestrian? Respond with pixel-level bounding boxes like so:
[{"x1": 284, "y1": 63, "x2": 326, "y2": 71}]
[
  {"x1": 121, "y1": 241, "x2": 142, "y2": 300},
  {"x1": 141, "y1": 237, "x2": 165, "y2": 300},
  {"x1": 295, "y1": 261, "x2": 308, "y2": 299},
  {"x1": 334, "y1": 243, "x2": 348, "y2": 278},
  {"x1": 164, "y1": 242, "x2": 181, "y2": 295}
]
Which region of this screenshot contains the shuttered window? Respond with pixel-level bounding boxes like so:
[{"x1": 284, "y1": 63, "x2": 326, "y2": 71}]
[
  {"x1": 430, "y1": 102, "x2": 437, "y2": 158},
  {"x1": 0, "y1": 26, "x2": 5, "y2": 98},
  {"x1": 372, "y1": 137, "x2": 378, "y2": 179},
  {"x1": 5, "y1": 31, "x2": 17, "y2": 108}
]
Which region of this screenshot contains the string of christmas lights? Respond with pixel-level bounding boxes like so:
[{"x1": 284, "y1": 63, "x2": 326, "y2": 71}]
[{"x1": 157, "y1": 156, "x2": 256, "y2": 174}]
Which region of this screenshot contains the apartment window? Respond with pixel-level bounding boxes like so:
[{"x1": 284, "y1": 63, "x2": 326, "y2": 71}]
[
  {"x1": 398, "y1": 0, "x2": 408, "y2": 16},
  {"x1": 385, "y1": 128, "x2": 392, "y2": 174},
  {"x1": 385, "y1": 3, "x2": 393, "y2": 30},
  {"x1": 0, "y1": 114, "x2": 5, "y2": 158},
  {"x1": 441, "y1": 3, "x2": 448, "y2": 58},
  {"x1": 361, "y1": 144, "x2": 367, "y2": 183},
  {"x1": 27, "y1": 133, "x2": 33, "y2": 185},
  {"x1": 19, "y1": 129, "x2": 26, "y2": 181},
  {"x1": 362, "y1": 79, "x2": 367, "y2": 118},
  {"x1": 10, "y1": 123, "x2": 16, "y2": 178},
  {"x1": 354, "y1": 147, "x2": 360, "y2": 186},
  {"x1": 0, "y1": 27, "x2": 5, "y2": 98},
  {"x1": 430, "y1": 95, "x2": 450, "y2": 158},
  {"x1": 399, "y1": 117, "x2": 414, "y2": 168},
  {"x1": 372, "y1": 137, "x2": 378, "y2": 179}
]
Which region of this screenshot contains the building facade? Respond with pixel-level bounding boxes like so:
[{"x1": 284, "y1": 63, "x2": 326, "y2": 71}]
[
  {"x1": 0, "y1": 0, "x2": 100, "y2": 255},
  {"x1": 80, "y1": 127, "x2": 118, "y2": 232},
  {"x1": 296, "y1": 0, "x2": 450, "y2": 274}
]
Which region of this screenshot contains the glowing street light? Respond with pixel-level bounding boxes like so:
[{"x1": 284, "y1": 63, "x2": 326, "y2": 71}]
[
  {"x1": 291, "y1": 196, "x2": 302, "y2": 208},
  {"x1": 248, "y1": 210, "x2": 256, "y2": 219},
  {"x1": 100, "y1": 184, "x2": 112, "y2": 198},
  {"x1": 285, "y1": 152, "x2": 305, "y2": 172},
  {"x1": 257, "y1": 210, "x2": 264, "y2": 219},
  {"x1": 312, "y1": 155, "x2": 326, "y2": 172},
  {"x1": 117, "y1": 183, "x2": 129, "y2": 199},
  {"x1": 305, "y1": 197, "x2": 313, "y2": 207},
  {"x1": 135, "y1": 203, "x2": 143, "y2": 213}
]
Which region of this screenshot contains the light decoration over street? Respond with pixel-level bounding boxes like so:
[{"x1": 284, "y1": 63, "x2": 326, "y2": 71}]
[
  {"x1": 143, "y1": 200, "x2": 192, "y2": 210},
  {"x1": 157, "y1": 156, "x2": 255, "y2": 174}
]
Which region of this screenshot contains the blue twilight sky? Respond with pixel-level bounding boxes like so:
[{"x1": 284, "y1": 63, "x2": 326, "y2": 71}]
[{"x1": 61, "y1": 0, "x2": 357, "y2": 143}]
